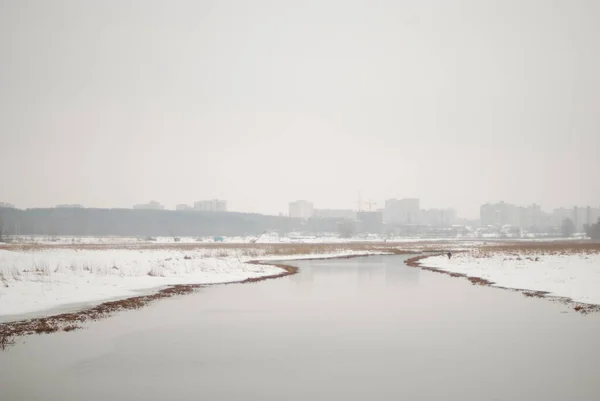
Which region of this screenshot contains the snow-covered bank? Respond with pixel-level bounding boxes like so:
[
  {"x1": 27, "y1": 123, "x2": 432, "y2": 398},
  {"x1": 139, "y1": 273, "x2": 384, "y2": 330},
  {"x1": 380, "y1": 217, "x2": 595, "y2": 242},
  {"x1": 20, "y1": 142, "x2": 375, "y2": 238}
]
[
  {"x1": 0, "y1": 248, "x2": 280, "y2": 319},
  {"x1": 419, "y1": 251, "x2": 600, "y2": 305},
  {"x1": 0, "y1": 248, "x2": 385, "y2": 320}
]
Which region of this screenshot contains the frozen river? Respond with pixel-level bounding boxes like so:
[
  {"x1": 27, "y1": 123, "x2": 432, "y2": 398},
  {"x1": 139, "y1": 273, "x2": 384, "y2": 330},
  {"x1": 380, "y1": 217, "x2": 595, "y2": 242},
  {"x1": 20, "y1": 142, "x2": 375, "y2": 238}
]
[{"x1": 1, "y1": 255, "x2": 599, "y2": 400}]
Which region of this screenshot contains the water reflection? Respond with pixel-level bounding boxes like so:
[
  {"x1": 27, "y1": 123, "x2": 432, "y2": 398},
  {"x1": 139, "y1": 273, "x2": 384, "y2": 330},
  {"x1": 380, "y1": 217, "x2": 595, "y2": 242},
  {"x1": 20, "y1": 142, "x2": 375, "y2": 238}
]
[{"x1": 289, "y1": 255, "x2": 420, "y2": 289}]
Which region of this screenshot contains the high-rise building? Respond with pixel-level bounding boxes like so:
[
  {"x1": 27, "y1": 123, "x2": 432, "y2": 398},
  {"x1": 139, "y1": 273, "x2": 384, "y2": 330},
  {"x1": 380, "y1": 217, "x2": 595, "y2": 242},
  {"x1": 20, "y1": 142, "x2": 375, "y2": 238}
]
[
  {"x1": 0, "y1": 202, "x2": 15, "y2": 209},
  {"x1": 194, "y1": 199, "x2": 227, "y2": 212},
  {"x1": 574, "y1": 206, "x2": 600, "y2": 231},
  {"x1": 480, "y1": 202, "x2": 520, "y2": 227},
  {"x1": 383, "y1": 198, "x2": 420, "y2": 224},
  {"x1": 357, "y1": 211, "x2": 383, "y2": 233},
  {"x1": 420, "y1": 208, "x2": 457, "y2": 226},
  {"x1": 573, "y1": 206, "x2": 580, "y2": 231},
  {"x1": 289, "y1": 200, "x2": 314, "y2": 220},
  {"x1": 519, "y1": 204, "x2": 544, "y2": 228},
  {"x1": 552, "y1": 207, "x2": 571, "y2": 226},
  {"x1": 553, "y1": 206, "x2": 600, "y2": 231},
  {"x1": 586, "y1": 206, "x2": 592, "y2": 227}
]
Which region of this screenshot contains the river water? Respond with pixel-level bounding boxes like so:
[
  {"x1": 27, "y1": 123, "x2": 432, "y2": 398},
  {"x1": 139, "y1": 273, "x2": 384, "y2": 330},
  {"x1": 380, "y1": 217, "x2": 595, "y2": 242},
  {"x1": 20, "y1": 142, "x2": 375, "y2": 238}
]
[{"x1": 1, "y1": 255, "x2": 599, "y2": 400}]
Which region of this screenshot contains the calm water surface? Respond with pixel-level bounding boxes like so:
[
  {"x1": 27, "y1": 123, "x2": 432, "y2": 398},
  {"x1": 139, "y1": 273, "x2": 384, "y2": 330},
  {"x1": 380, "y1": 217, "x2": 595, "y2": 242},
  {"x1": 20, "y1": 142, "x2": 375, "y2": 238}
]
[{"x1": 1, "y1": 255, "x2": 599, "y2": 400}]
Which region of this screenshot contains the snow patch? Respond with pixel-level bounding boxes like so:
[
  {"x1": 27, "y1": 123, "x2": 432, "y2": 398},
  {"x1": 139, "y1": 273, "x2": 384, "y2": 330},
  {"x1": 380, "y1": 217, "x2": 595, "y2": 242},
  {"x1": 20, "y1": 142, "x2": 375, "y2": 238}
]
[
  {"x1": 0, "y1": 248, "x2": 282, "y2": 319},
  {"x1": 420, "y1": 251, "x2": 600, "y2": 305}
]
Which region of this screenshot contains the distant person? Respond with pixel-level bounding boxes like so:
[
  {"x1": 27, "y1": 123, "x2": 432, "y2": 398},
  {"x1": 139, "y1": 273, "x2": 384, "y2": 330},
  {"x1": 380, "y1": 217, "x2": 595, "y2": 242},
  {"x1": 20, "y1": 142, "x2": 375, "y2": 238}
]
[{"x1": 447, "y1": 252, "x2": 452, "y2": 259}]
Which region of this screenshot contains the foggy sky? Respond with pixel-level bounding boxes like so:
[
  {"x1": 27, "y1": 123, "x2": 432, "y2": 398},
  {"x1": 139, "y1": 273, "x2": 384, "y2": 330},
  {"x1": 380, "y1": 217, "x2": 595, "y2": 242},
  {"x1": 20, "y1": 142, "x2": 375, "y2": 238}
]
[{"x1": 1, "y1": 0, "x2": 599, "y2": 218}]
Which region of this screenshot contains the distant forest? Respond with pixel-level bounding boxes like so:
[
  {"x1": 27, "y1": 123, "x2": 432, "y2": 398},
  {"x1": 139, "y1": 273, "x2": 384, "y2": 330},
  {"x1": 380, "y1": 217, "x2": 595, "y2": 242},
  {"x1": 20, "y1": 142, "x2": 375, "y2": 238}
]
[{"x1": 0, "y1": 208, "x2": 320, "y2": 237}]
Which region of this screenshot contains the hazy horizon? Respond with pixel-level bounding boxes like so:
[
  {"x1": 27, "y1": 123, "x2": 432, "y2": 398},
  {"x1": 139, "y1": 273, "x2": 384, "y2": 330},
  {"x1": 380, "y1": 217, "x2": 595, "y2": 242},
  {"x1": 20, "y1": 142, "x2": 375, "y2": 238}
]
[
  {"x1": 2, "y1": 197, "x2": 600, "y2": 220},
  {"x1": 1, "y1": 1, "x2": 599, "y2": 219}
]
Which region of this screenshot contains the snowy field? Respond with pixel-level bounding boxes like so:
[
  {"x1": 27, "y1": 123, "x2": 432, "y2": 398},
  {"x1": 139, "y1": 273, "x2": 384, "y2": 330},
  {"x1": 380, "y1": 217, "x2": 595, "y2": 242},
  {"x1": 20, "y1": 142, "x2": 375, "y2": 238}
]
[
  {"x1": 4, "y1": 233, "x2": 474, "y2": 245},
  {"x1": 0, "y1": 246, "x2": 387, "y2": 320},
  {"x1": 421, "y1": 249, "x2": 600, "y2": 305}
]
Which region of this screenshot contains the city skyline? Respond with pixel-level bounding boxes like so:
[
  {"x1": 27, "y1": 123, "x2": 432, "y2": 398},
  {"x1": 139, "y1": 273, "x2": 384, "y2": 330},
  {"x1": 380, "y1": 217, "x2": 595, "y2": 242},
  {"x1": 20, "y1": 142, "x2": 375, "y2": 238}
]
[
  {"x1": 1, "y1": 1, "x2": 599, "y2": 220},
  {"x1": 3, "y1": 197, "x2": 600, "y2": 225},
  {"x1": 3, "y1": 192, "x2": 600, "y2": 219}
]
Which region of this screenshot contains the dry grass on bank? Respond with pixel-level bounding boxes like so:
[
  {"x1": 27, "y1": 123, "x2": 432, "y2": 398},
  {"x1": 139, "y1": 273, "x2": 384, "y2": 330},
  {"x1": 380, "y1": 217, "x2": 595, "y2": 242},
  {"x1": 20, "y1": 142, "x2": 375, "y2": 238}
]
[
  {"x1": 476, "y1": 241, "x2": 600, "y2": 257},
  {"x1": 0, "y1": 242, "x2": 438, "y2": 255}
]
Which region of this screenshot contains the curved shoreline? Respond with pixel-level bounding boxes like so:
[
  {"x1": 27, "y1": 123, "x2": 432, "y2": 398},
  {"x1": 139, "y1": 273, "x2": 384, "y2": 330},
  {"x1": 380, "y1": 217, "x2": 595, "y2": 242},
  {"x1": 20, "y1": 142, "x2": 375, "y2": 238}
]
[
  {"x1": 405, "y1": 254, "x2": 600, "y2": 315},
  {"x1": 0, "y1": 250, "x2": 411, "y2": 350},
  {"x1": 0, "y1": 260, "x2": 299, "y2": 351}
]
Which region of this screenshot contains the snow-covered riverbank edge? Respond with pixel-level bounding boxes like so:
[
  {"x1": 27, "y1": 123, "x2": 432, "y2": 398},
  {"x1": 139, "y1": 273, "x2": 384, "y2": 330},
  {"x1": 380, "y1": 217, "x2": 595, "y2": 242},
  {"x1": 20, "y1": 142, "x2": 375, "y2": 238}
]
[
  {"x1": 410, "y1": 250, "x2": 600, "y2": 312},
  {"x1": 0, "y1": 247, "x2": 392, "y2": 321},
  {"x1": 0, "y1": 246, "x2": 405, "y2": 350}
]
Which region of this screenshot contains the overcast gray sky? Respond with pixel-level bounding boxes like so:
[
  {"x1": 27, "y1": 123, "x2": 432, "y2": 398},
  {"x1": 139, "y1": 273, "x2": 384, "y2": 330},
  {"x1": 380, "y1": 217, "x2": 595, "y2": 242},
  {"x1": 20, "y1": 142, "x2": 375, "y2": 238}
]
[{"x1": 1, "y1": 0, "x2": 598, "y2": 218}]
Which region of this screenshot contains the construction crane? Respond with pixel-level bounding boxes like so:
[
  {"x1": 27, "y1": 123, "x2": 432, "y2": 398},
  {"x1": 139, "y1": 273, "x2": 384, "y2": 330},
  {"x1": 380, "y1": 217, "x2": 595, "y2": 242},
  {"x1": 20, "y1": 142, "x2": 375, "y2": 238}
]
[{"x1": 355, "y1": 191, "x2": 377, "y2": 212}]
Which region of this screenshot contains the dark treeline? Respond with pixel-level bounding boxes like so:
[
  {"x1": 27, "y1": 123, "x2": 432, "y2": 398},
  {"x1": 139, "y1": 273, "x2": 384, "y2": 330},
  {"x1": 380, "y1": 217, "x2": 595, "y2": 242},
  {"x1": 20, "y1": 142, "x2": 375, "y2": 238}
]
[{"x1": 0, "y1": 208, "x2": 306, "y2": 237}]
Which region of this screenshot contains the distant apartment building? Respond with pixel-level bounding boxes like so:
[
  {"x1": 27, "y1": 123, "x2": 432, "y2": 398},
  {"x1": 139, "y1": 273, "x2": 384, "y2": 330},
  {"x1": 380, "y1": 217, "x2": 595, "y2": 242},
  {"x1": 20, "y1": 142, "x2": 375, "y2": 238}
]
[
  {"x1": 176, "y1": 204, "x2": 193, "y2": 211},
  {"x1": 56, "y1": 204, "x2": 84, "y2": 209},
  {"x1": 518, "y1": 204, "x2": 545, "y2": 228},
  {"x1": 0, "y1": 202, "x2": 15, "y2": 209},
  {"x1": 552, "y1": 207, "x2": 571, "y2": 226},
  {"x1": 585, "y1": 206, "x2": 600, "y2": 227},
  {"x1": 313, "y1": 209, "x2": 356, "y2": 220},
  {"x1": 480, "y1": 202, "x2": 597, "y2": 232},
  {"x1": 357, "y1": 211, "x2": 383, "y2": 233},
  {"x1": 573, "y1": 206, "x2": 581, "y2": 231},
  {"x1": 420, "y1": 208, "x2": 457, "y2": 226},
  {"x1": 383, "y1": 198, "x2": 420, "y2": 224},
  {"x1": 289, "y1": 200, "x2": 314, "y2": 220},
  {"x1": 133, "y1": 201, "x2": 165, "y2": 210},
  {"x1": 480, "y1": 202, "x2": 520, "y2": 227},
  {"x1": 194, "y1": 199, "x2": 227, "y2": 212},
  {"x1": 548, "y1": 206, "x2": 599, "y2": 232},
  {"x1": 565, "y1": 206, "x2": 600, "y2": 231}
]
